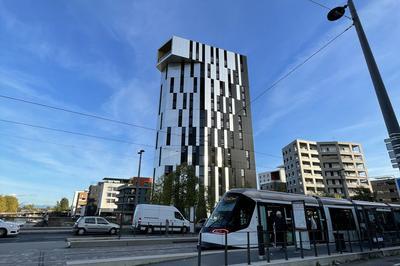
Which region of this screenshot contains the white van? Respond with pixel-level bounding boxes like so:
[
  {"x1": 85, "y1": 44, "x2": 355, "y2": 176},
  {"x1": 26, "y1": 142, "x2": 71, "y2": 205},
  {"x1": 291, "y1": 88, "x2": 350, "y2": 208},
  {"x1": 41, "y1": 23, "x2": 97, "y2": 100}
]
[{"x1": 132, "y1": 204, "x2": 190, "y2": 234}]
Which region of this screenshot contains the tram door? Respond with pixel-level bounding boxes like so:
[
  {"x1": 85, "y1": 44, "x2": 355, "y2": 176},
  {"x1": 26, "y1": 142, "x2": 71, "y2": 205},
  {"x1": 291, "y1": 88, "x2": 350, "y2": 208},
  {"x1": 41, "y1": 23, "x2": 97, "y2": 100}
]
[
  {"x1": 258, "y1": 203, "x2": 294, "y2": 246},
  {"x1": 305, "y1": 207, "x2": 324, "y2": 242}
]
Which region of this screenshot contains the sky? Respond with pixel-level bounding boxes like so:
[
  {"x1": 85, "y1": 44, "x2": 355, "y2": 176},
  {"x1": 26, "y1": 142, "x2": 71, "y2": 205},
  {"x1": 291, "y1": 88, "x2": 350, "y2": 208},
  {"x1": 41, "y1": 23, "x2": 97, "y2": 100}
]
[{"x1": 0, "y1": 0, "x2": 399, "y2": 206}]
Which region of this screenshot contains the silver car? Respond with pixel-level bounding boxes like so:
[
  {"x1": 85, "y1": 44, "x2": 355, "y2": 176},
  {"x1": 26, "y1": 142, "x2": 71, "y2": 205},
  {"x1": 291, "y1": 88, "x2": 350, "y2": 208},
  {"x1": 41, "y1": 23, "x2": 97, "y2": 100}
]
[{"x1": 73, "y1": 216, "x2": 119, "y2": 235}]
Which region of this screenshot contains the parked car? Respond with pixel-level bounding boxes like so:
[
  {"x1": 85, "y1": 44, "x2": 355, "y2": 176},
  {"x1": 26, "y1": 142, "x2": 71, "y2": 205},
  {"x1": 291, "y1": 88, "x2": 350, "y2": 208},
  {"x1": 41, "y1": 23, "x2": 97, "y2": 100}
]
[
  {"x1": 72, "y1": 216, "x2": 119, "y2": 235},
  {"x1": 132, "y1": 204, "x2": 190, "y2": 234},
  {"x1": 195, "y1": 218, "x2": 207, "y2": 233},
  {"x1": 0, "y1": 218, "x2": 20, "y2": 238}
]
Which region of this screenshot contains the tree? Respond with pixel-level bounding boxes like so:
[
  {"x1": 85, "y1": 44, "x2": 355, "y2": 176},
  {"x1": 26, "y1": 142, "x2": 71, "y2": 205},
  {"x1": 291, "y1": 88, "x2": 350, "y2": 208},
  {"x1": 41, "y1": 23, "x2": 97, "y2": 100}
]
[
  {"x1": 54, "y1": 197, "x2": 70, "y2": 212},
  {"x1": 196, "y1": 184, "x2": 207, "y2": 220},
  {"x1": 173, "y1": 165, "x2": 184, "y2": 212},
  {"x1": 0, "y1": 196, "x2": 6, "y2": 212},
  {"x1": 351, "y1": 187, "x2": 374, "y2": 201},
  {"x1": 21, "y1": 204, "x2": 36, "y2": 212},
  {"x1": 206, "y1": 185, "x2": 216, "y2": 213},
  {"x1": 59, "y1": 198, "x2": 69, "y2": 211},
  {"x1": 151, "y1": 179, "x2": 163, "y2": 204},
  {"x1": 161, "y1": 173, "x2": 174, "y2": 205},
  {"x1": 3, "y1": 195, "x2": 18, "y2": 212}
]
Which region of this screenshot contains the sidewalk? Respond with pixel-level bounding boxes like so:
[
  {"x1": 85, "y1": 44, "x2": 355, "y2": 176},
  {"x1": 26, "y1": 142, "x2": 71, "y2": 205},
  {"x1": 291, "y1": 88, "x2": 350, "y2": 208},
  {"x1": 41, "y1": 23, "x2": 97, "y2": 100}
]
[{"x1": 65, "y1": 245, "x2": 400, "y2": 266}]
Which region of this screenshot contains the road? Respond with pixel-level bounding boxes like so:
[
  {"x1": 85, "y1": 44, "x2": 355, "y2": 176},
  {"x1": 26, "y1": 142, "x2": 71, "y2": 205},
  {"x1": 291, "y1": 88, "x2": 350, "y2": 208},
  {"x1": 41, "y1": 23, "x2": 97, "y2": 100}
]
[
  {"x1": 0, "y1": 232, "x2": 199, "y2": 265},
  {"x1": 2, "y1": 232, "x2": 400, "y2": 266}
]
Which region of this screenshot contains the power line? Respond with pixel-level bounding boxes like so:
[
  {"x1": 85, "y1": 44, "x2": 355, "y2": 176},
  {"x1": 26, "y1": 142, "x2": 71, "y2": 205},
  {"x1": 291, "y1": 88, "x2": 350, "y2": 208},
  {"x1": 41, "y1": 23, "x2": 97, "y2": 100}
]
[
  {"x1": 0, "y1": 132, "x2": 155, "y2": 162},
  {"x1": 0, "y1": 118, "x2": 282, "y2": 166},
  {"x1": 236, "y1": 24, "x2": 354, "y2": 116},
  {"x1": 0, "y1": 94, "x2": 157, "y2": 131},
  {"x1": 0, "y1": 94, "x2": 253, "y2": 138},
  {"x1": 0, "y1": 130, "x2": 277, "y2": 170},
  {"x1": 0, "y1": 99, "x2": 281, "y2": 157},
  {"x1": 0, "y1": 118, "x2": 154, "y2": 148}
]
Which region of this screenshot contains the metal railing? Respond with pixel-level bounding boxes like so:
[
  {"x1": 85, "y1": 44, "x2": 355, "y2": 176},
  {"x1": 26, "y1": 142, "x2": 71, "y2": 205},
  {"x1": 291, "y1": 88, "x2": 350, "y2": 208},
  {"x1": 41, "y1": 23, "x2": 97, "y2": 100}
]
[{"x1": 196, "y1": 228, "x2": 400, "y2": 265}]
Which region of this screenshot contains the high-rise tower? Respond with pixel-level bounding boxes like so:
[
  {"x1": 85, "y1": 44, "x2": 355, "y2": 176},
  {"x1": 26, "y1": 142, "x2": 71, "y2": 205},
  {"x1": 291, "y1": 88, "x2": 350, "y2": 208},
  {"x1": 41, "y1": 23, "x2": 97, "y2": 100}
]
[{"x1": 154, "y1": 36, "x2": 256, "y2": 201}]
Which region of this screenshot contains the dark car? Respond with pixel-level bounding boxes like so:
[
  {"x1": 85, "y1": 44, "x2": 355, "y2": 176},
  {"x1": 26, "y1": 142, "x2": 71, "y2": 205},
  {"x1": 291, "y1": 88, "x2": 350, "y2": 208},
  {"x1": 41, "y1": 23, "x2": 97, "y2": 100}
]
[{"x1": 195, "y1": 218, "x2": 207, "y2": 233}]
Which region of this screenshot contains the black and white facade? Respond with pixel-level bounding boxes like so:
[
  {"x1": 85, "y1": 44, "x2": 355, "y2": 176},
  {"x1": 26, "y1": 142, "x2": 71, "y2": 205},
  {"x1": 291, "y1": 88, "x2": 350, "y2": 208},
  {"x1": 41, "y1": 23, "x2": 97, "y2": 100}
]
[{"x1": 154, "y1": 36, "x2": 256, "y2": 201}]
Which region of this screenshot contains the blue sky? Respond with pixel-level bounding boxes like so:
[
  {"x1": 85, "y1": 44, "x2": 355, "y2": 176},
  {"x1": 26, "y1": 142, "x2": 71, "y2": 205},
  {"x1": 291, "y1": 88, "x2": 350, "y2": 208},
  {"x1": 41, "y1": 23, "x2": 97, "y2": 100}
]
[{"x1": 0, "y1": 0, "x2": 399, "y2": 206}]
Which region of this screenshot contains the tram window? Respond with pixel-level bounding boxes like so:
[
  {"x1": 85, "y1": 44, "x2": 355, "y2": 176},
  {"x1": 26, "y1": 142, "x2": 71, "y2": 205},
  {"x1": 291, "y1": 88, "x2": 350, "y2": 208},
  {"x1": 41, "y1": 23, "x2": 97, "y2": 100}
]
[
  {"x1": 329, "y1": 208, "x2": 355, "y2": 230},
  {"x1": 376, "y1": 211, "x2": 395, "y2": 231},
  {"x1": 394, "y1": 211, "x2": 400, "y2": 228},
  {"x1": 205, "y1": 193, "x2": 255, "y2": 231}
]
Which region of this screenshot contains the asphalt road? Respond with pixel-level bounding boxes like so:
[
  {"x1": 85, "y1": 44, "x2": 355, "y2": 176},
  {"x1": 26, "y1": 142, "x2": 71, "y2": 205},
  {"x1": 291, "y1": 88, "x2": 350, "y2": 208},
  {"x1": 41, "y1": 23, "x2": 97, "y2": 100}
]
[
  {"x1": 0, "y1": 237, "x2": 198, "y2": 265},
  {"x1": 0, "y1": 229, "x2": 183, "y2": 243},
  {"x1": 0, "y1": 232, "x2": 72, "y2": 243}
]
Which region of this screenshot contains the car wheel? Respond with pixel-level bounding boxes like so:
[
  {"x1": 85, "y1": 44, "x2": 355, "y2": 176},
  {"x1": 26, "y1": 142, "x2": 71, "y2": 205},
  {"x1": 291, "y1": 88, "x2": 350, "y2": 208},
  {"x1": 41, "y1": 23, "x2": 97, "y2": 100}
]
[
  {"x1": 0, "y1": 228, "x2": 6, "y2": 238},
  {"x1": 109, "y1": 228, "x2": 117, "y2": 235},
  {"x1": 77, "y1": 228, "x2": 86, "y2": 236},
  {"x1": 146, "y1": 226, "x2": 153, "y2": 234},
  {"x1": 181, "y1": 226, "x2": 187, "y2": 234}
]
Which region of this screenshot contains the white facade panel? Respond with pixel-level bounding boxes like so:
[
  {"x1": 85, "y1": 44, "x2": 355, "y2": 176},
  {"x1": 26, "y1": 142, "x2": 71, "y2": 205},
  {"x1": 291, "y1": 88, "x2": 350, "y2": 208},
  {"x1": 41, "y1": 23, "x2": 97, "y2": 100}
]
[{"x1": 172, "y1": 36, "x2": 190, "y2": 58}]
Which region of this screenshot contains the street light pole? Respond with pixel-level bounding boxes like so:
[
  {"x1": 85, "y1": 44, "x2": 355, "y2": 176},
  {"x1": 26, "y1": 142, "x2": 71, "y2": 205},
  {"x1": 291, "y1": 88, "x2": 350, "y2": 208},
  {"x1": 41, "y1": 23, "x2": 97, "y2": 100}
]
[
  {"x1": 135, "y1": 150, "x2": 145, "y2": 207},
  {"x1": 328, "y1": 0, "x2": 400, "y2": 169}
]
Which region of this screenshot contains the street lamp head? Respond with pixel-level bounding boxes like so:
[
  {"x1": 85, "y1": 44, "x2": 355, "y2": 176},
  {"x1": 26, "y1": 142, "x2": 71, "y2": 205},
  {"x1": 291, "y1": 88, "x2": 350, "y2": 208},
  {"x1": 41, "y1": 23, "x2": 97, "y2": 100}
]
[
  {"x1": 138, "y1": 149, "x2": 145, "y2": 154},
  {"x1": 327, "y1": 5, "x2": 348, "y2": 21}
]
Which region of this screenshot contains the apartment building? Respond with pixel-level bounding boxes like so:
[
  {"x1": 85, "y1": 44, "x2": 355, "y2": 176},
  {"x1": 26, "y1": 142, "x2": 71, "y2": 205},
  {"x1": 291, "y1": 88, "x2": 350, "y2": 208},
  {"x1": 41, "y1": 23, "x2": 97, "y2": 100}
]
[
  {"x1": 97, "y1": 178, "x2": 130, "y2": 215},
  {"x1": 258, "y1": 166, "x2": 286, "y2": 192},
  {"x1": 71, "y1": 190, "x2": 88, "y2": 216},
  {"x1": 115, "y1": 177, "x2": 152, "y2": 224},
  {"x1": 85, "y1": 184, "x2": 101, "y2": 216},
  {"x1": 282, "y1": 139, "x2": 371, "y2": 197},
  {"x1": 154, "y1": 36, "x2": 256, "y2": 202},
  {"x1": 370, "y1": 176, "x2": 400, "y2": 203}
]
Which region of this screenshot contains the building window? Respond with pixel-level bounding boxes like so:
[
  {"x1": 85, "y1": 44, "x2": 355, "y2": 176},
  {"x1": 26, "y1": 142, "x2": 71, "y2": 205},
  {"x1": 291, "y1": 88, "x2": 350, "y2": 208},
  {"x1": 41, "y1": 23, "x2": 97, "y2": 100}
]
[
  {"x1": 158, "y1": 85, "x2": 162, "y2": 115},
  {"x1": 189, "y1": 40, "x2": 193, "y2": 59},
  {"x1": 170, "y1": 77, "x2": 174, "y2": 93},
  {"x1": 181, "y1": 127, "x2": 186, "y2": 146},
  {"x1": 180, "y1": 62, "x2": 184, "y2": 93},
  {"x1": 172, "y1": 93, "x2": 177, "y2": 109},
  {"x1": 190, "y1": 62, "x2": 194, "y2": 77},
  {"x1": 193, "y1": 77, "x2": 197, "y2": 93},
  {"x1": 207, "y1": 64, "x2": 211, "y2": 78},
  {"x1": 224, "y1": 50, "x2": 227, "y2": 68},
  {"x1": 210, "y1": 47, "x2": 214, "y2": 64},
  {"x1": 195, "y1": 42, "x2": 199, "y2": 60},
  {"x1": 183, "y1": 93, "x2": 187, "y2": 109},
  {"x1": 188, "y1": 127, "x2": 196, "y2": 146},
  {"x1": 166, "y1": 127, "x2": 171, "y2": 146},
  {"x1": 159, "y1": 148, "x2": 162, "y2": 166},
  {"x1": 178, "y1": 110, "x2": 182, "y2": 127}
]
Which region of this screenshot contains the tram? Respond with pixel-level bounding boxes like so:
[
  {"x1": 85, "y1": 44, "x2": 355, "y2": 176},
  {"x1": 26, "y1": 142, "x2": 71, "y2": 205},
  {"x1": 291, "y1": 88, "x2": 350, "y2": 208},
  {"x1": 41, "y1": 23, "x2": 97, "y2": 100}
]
[{"x1": 201, "y1": 189, "x2": 400, "y2": 248}]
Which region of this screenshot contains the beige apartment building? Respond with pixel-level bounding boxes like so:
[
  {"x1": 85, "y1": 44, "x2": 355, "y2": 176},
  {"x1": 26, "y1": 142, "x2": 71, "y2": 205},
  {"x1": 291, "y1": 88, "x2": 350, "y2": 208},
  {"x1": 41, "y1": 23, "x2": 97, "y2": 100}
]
[{"x1": 282, "y1": 139, "x2": 371, "y2": 197}]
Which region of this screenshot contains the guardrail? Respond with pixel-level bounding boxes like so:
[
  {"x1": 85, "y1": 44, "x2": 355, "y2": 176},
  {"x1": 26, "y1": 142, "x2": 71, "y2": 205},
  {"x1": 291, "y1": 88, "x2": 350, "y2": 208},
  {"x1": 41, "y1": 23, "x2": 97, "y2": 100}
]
[{"x1": 196, "y1": 228, "x2": 400, "y2": 265}]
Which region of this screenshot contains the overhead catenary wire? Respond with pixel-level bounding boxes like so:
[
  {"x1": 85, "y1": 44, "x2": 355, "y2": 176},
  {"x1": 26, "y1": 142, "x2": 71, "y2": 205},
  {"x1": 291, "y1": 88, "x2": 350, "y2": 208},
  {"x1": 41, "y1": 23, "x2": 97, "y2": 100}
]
[
  {"x1": 0, "y1": 130, "x2": 276, "y2": 170},
  {"x1": 0, "y1": 118, "x2": 281, "y2": 163},
  {"x1": 0, "y1": 20, "x2": 352, "y2": 163},
  {"x1": 0, "y1": 94, "x2": 156, "y2": 132},
  {"x1": 0, "y1": 25, "x2": 353, "y2": 160},
  {"x1": 0, "y1": 96, "x2": 280, "y2": 158},
  {"x1": 235, "y1": 23, "x2": 354, "y2": 116}
]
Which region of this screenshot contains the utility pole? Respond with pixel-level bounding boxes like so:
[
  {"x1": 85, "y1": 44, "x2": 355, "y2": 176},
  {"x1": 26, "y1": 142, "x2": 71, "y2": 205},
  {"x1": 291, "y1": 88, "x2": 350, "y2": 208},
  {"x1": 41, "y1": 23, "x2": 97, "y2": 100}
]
[
  {"x1": 328, "y1": 0, "x2": 400, "y2": 169},
  {"x1": 135, "y1": 150, "x2": 145, "y2": 207}
]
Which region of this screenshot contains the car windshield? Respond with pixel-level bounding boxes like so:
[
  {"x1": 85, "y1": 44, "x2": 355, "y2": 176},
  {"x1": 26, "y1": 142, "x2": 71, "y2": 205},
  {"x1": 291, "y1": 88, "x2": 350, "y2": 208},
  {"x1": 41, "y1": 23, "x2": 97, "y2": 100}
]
[
  {"x1": 205, "y1": 194, "x2": 239, "y2": 228},
  {"x1": 0, "y1": 219, "x2": 3, "y2": 223}
]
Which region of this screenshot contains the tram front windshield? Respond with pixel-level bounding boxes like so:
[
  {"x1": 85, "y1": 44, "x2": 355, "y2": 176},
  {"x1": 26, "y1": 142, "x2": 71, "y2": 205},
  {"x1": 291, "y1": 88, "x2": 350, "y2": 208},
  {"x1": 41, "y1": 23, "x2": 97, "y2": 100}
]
[{"x1": 205, "y1": 193, "x2": 255, "y2": 232}]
